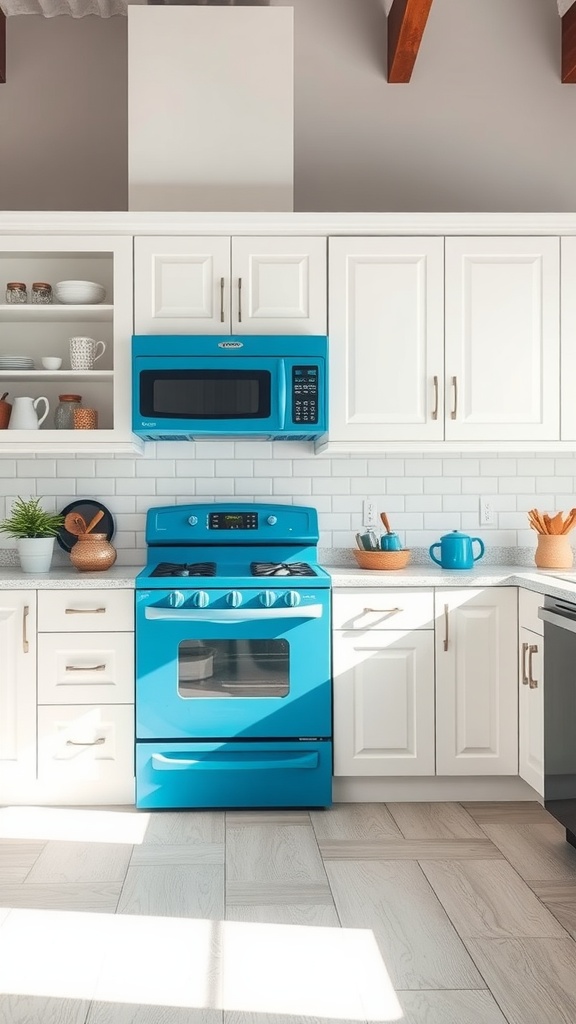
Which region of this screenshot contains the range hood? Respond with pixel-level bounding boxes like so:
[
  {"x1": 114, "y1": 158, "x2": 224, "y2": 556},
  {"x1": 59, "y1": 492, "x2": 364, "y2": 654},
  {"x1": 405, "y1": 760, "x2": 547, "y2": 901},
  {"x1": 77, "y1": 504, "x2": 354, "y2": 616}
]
[{"x1": 127, "y1": 5, "x2": 293, "y2": 212}]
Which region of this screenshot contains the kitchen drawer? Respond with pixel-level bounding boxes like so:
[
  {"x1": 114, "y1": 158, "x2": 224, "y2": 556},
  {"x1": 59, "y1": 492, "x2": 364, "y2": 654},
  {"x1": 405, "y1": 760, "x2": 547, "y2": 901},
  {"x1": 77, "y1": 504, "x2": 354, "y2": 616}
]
[
  {"x1": 332, "y1": 588, "x2": 434, "y2": 631},
  {"x1": 37, "y1": 632, "x2": 134, "y2": 705},
  {"x1": 519, "y1": 588, "x2": 544, "y2": 636},
  {"x1": 37, "y1": 589, "x2": 134, "y2": 633},
  {"x1": 37, "y1": 703, "x2": 134, "y2": 803}
]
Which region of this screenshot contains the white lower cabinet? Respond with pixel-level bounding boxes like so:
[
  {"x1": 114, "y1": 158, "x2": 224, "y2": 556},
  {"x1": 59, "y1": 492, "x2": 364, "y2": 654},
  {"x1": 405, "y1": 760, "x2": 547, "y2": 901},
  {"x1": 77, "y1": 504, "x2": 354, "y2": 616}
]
[
  {"x1": 0, "y1": 591, "x2": 36, "y2": 785},
  {"x1": 518, "y1": 590, "x2": 544, "y2": 796},
  {"x1": 0, "y1": 586, "x2": 135, "y2": 805},
  {"x1": 333, "y1": 586, "x2": 519, "y2": 779},
  {"x1": 332, "y1": 590, "x2": 436, "y2": 776},
  {"x1": 435, "y1": 588, "x2": 518, "y2": 775}
]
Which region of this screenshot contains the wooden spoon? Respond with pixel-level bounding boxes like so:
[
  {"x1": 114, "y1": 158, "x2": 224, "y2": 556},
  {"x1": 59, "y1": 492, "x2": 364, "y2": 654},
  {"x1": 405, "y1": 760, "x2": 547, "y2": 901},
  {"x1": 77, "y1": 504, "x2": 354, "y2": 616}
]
[
  {"x1": 64, "y1": 512, "x2": 87, "y2": 535},
  {"x1": 380, "y1": 512, "x2": 392, "y2": 534},
  {"x1": 84, "y1": 509, "x2": 105, "y2": 534}
]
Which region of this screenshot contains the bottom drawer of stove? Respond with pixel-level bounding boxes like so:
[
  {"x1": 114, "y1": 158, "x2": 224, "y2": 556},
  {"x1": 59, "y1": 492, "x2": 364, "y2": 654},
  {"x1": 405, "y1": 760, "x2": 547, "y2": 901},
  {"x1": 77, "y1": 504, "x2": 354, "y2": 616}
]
[{"x1": 135, "y1": 740, "x2": 332, "y2": 809}]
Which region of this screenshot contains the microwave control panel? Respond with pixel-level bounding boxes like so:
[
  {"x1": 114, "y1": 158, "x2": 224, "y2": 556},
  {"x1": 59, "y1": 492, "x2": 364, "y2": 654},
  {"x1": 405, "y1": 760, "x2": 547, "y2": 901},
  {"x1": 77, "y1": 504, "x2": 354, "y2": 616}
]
[{"x1": 292, "y1": 366, "x2": 319, "y2": 425}]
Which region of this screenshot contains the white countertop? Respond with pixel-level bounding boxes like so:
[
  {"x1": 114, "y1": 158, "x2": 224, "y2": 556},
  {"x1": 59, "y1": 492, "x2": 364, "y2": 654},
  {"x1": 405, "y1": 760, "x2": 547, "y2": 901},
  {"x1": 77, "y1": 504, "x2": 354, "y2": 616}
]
[
  {"x1": 0, "y1": 565, "x2": 141, "y2": 589},
  {"x1": 326, "y1": 564, "x2": 576, "y2": 601}
]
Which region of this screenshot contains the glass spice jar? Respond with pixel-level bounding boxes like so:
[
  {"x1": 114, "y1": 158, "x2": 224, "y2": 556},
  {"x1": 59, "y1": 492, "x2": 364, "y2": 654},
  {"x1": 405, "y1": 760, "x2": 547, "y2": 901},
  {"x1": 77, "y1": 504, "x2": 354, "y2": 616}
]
[
  {"x1": 31, "y1": 282, "x2": 53, "y2": 304},
  {"x1": 54, "y1": 394, "x2": 82, "y2": 430},
  {"x1": 6, "y1": 282, "x2": 27, "y2": 304}
]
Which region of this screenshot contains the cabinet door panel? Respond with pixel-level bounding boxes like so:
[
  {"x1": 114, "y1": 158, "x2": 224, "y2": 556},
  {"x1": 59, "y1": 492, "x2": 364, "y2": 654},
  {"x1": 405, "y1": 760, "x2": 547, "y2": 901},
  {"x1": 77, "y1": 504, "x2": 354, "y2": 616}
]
[
  {"x1": 134, "y1": 236, "x2": 231, "y2": 333},
  {"x1": 328, "y1": 237, "x2": 444, "y2": 442},
  {"x1": 561, "y1": 237, "x2": 576, "y2": 439},
  {"x1": 445, "y1": 237, "x2": 559, "y2": 441},
  {"x1": 333, "y1": 629, "x2": 435, "y2": 776},
  {"x1": 519, "y1": 626, "x2": 544, "y2": 796},
  {"x1": 37, "y1": 589, "x2": 134, "y2": 633},
  {"x1": 231, "y1": 236, "x2": 326, "y2": 334},
  {"x1": 0, "y1": 591, "x2": 36, "y2": 781},
  {"x1": 37, "y1": 632, "x2": 134, "y2": 705},
  {"x1": 435, "y1": 588, "x2": 518, "y2": 775}
]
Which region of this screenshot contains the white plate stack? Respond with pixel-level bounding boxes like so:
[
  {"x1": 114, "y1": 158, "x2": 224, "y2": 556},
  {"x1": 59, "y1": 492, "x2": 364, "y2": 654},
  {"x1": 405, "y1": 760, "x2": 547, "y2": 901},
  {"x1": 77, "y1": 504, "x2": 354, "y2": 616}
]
[{"x1": 0, "y1": 356, "x2": 35, "y2": 370}]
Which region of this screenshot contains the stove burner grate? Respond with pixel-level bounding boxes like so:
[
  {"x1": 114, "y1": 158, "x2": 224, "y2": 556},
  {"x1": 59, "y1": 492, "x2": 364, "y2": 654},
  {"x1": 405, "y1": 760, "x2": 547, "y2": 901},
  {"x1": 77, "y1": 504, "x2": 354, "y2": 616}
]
[
  {"x1": 150, "y1": 562, "x2": 217, "y2": 578},
  {"x1": 251, "y1": 561, "x2": 317, "y2": 578}
]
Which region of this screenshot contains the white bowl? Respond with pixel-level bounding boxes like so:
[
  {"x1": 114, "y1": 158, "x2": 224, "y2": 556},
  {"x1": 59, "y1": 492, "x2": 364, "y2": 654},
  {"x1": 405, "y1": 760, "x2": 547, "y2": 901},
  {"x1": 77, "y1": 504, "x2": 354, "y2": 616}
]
[
  {"x1": 54, "y1": 280, "x2": 106, "y2": 304},
  {"x1": 41, "y1": 357, "x2": 63, "y2": 370}
]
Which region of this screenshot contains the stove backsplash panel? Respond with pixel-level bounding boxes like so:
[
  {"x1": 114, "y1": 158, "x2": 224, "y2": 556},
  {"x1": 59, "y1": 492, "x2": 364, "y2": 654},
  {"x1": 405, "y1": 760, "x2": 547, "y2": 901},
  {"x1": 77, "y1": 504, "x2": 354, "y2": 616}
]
[{"x1": 0, "y1": 445, "x2": 574, "y2": 567}]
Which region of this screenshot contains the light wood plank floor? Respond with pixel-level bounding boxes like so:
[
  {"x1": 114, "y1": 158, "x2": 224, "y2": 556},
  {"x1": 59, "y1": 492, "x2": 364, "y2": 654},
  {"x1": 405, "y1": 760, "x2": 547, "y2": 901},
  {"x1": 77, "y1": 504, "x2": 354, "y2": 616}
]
[{"x1": 0, "y1": 801, "x2": 576, "y2": 1023}]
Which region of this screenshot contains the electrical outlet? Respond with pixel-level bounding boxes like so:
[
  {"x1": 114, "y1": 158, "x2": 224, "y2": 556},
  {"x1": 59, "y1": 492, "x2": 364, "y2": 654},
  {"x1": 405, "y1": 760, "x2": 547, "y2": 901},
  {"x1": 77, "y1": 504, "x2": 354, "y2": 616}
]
[
  {"x1": 480, "y1": 497, "x2": 495, "y2": 526},
  {"x1": 363, "y1": 497, "x2": 378, "y2": 528}
]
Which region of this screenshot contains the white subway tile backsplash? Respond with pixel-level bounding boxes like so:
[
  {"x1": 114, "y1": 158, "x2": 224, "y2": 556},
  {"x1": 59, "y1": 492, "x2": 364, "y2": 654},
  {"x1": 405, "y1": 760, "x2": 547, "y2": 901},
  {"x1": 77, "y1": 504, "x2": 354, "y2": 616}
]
[
  {"x1": 293, "y1": 460, "x2": 331, "y2": 476},
  {"x1": 406, "y1": 495, "x2": 441, "y2": 512},
  {"x1": 155, "y1": 441, "x2": 194, "y2": 458},
  {"x1": 195, "y1": 479, "x2": 234, "y2": 496},
  {"x1": 175, "y1": 460, "x2": 215, "y2": 477},
  {"x1": 34, "y1": 480, "x2": 76, "y2": 498},
  {"x1": 424, "y1": 512, "x2": 459, "y2": 530},
  {"x1": 554, "y1": 459, "x2": 576, "y2": 475},
  {"x1": 76, "y1": 478, "x2": 115, "y2": 494},
  {"x1": 195, "y1": 442, "x2": 235, "y2": 459},
  {"x1": 57, "y1": 459, "x2": 96, "y2": 478},
  {"x1": 18, "y1": 460, "x2": 56, "y2": 477},
  {"x1": 442, "y1": 495, "x2": 479, "y2": 512},
  {"x1": 536, "y1": 477, "x2": 575, "y2": 492},
  {"x1": 136, "y1": 460, "x2": 176, "y2": 478},
  {"x1": 115, "y1": 478, "x2": 156, "y2": 496},
  {"x1": 0, "y1": 461, "x2": 16, "y2": 478},
  {"x1": 235, "y1": 478, "x2": 272, "y2": 495},
  {"x1": 312, "y1": 478, "x2": 350, "y2": 495},
  {"x1": 235, "y1": 442, "x2": 273, "y2": 459},
  {"x1": 480, "y1": 459, "x2": 517, "y2": 476},
  {"x1": 499, "y1": 478, "x2": 536, "y2": 494},
  {"x1": 405, "y1": 459, "x2": 442, "y2": 476},
  {"x1": 216, "y1": 460, "x2": 253, "y2": 477},
  {"x1": 387, "y1": 477, "x2": 423, "y2": 494},
  {"x1": 424, "y1": 477, "x2": 461, "y2": 494},
  {"x1": 443, "y1": 459, "x2": 479, "y2": 476},
  {"x1": 463, "y1": 477, "x2": 497, "y2": 493},
  {"x1": 351, "y1": 477, "x2": 385, "y2": 494},
  {"x1": 254, "y1": 460, "x2": 292, "y2": 477},
  {"x1": 331, "y1": 460, "x2": 368, "y2": 477},
  {"x1": 274, "y1": 478, "x2": 311, "y2": 495},
  {"x1": 368, "y1": 459, "x2": 405, "y2": 476},
  {"x1": 517, "y1": 459, "x2": 555, "y2": 476},
  {"x1": 156, "y1": 480, "x2": 195, "y2": 497},
  {"x1": 96, "y1": 460, "x2": 135, "y2": 478}
]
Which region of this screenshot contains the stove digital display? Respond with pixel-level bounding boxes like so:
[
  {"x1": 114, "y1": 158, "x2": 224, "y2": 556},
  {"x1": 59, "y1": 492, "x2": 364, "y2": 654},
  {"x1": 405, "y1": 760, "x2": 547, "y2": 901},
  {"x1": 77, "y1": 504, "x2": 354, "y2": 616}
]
[{"x1": 209, "y1": 511, "x2": 258, "y2": 530}]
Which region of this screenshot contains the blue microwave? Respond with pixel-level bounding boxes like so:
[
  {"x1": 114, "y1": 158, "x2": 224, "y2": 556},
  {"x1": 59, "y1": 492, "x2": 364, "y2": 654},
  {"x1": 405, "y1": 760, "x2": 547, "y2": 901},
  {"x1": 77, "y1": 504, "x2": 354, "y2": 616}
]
[{"x1": 132, "y1": 335, "x2": 328, "y2": 442}]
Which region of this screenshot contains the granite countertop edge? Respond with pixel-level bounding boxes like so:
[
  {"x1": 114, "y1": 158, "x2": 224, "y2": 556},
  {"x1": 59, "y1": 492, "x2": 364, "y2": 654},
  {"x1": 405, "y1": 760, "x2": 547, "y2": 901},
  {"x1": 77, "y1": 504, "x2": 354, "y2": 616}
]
[{"x1": 1, "y1": 562, "x2": 576, "y2": 601}]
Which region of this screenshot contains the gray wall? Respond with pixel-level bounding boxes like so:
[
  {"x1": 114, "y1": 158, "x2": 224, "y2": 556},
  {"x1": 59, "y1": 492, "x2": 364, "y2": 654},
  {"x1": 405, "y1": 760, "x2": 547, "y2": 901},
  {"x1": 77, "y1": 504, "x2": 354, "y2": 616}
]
[{"x1": 0, "y1": 0, "x2": 575, "y2": 211}]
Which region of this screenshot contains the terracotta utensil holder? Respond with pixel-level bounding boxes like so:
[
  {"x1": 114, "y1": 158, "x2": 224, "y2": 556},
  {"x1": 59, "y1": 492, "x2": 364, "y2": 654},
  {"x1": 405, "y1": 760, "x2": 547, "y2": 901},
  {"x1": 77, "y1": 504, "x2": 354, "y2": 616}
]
[
  {"x1": 69, "y1": 533, "x2": 117, "y2": 572},
  {"x1": 353, "y1": 549, "x2": 411, "y2": 570},
  {"x1": 73, "y1": 407, "x2": 98, "y2": 430},
  {"x1": 534, "y1": 534, "x2": 574, "y2": 570}
]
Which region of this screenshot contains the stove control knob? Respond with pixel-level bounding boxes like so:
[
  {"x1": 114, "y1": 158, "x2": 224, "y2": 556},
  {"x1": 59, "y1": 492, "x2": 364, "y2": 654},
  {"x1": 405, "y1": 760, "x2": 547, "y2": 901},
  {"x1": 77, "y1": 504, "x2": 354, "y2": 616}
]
[
  {"x1": 168, "y1": 591, "x2": 185, "y2": 608},
  {"x1": 284, "y1": 591, "x2": 301, "y2": 608},
  {"x1": 227, "y1": 590, "x2": 243, "y2": 608},
  {"x1": 259, "y1": 590, "x2": 276, "y2": 607},
  {"x1": 266, "y1": 515, "x2": 278, "y2": 526},
  {"x1": 187, "y1": 516, "x2": 198, "y2": 527},
  {"x1": 191, "y1": 591, "x2": 210, "y2": 608}
]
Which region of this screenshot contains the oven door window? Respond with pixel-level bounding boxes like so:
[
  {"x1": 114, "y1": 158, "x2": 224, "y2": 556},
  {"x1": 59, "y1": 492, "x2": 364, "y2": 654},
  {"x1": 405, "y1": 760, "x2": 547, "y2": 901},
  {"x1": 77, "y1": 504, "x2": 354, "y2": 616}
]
[
  {"x1": 178, "y1": 639, "x2": 289, "y2": 698},
  {"x1": 140, "y1": 370, "x2": 271, "y2": 420}
]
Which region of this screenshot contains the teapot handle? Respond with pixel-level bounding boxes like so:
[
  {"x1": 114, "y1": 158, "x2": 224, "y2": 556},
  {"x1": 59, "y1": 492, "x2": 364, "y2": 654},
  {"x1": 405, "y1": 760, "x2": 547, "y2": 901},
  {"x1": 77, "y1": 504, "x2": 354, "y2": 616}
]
[
  {"x1": 472, "y1": 537, "x2": 485, "y2": 562},
  {"x1": 429, "y1": 543, "x2": 442, "y2": 566},
  {"x1": 33, "y1": 396, "x2": 49, "y2": 428}
]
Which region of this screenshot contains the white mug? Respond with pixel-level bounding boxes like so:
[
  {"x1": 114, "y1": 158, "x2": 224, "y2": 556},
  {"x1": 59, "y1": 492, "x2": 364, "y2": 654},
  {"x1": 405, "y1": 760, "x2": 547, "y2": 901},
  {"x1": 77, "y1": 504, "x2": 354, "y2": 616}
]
[{"x1": 69, "y1": 337, "x2": 106, "y2": 371}]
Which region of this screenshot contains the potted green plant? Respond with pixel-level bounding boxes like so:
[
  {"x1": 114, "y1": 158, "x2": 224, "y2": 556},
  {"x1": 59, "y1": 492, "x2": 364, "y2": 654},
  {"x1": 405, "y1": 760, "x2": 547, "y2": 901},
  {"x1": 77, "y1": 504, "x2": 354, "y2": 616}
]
[{"x1": 0, "y1": 496, "x2": 65, "y2": 573}]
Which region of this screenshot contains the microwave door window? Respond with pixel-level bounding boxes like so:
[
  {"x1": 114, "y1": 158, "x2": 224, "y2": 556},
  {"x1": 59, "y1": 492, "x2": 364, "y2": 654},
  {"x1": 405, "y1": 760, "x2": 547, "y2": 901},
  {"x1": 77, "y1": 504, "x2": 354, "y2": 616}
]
[{"x1": 141, "y1": 370, "x2": 271, "y2": 420}]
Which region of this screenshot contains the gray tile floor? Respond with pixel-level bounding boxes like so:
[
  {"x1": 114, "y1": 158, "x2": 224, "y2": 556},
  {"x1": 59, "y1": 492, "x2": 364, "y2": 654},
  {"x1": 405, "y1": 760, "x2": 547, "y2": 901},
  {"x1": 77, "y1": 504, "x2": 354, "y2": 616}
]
[{"x1": 0, "y1": 801, "x2": 576, "y2": 1023}]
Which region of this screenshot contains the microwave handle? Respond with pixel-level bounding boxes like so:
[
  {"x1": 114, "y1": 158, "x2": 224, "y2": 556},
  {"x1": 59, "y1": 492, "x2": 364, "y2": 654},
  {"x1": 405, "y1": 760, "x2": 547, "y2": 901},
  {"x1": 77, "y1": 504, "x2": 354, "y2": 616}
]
[{"x1": 278, "y1": 361, "x2": 287, "y2": 428}]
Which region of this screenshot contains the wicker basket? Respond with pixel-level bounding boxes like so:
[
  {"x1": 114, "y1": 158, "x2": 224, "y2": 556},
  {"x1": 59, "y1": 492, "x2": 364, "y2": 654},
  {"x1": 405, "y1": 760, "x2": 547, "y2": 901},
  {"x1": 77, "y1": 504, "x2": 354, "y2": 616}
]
[{"x1": 353, "y1": 548, "x2": 411, "y2": 570}]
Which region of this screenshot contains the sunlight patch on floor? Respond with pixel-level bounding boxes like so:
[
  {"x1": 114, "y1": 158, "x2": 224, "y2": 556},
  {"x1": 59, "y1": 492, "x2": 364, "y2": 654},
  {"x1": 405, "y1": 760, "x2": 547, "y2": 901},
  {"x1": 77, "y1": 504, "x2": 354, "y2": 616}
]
[
  {"x1": 0, "y1": 908, "x2": 403, "y2": 1021},
  {"x1": 0, "y1": 806, "x2": 150, "y2": 844}
]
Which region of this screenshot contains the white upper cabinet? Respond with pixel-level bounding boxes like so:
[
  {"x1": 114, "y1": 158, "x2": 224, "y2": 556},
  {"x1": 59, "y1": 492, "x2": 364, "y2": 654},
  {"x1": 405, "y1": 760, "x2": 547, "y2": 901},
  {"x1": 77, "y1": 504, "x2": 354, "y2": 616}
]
[
  {"x1": 444, "y1": 237, "x2": 560, "y2": 442},
  {"x1": 134, "y1": 236, "x2": 327, "y2": 336},
  {"x1": 0, "y1": 234, "x2": 135, "y2": 454},
  {"x1": 328, "y1": 237, "x2": 444, "y2": 443},
  {"x1": 435, "y1": 587, "x2": 518, "y2": 776},
  {"x1": 561, "y1": 237, "x2": 576, "y2": 439}
]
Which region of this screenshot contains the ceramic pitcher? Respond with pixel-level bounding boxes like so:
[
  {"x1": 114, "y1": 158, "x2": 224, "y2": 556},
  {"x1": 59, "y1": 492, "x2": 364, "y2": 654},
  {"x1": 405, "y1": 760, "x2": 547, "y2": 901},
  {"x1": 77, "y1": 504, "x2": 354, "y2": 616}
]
[{"x1": 7, "y1": 396, "x2": 49, "y2": 429}]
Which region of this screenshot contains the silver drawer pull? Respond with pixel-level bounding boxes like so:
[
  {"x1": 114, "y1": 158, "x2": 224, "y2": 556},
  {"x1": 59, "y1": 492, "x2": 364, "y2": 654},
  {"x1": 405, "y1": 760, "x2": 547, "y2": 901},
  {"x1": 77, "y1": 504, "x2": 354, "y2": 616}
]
[
  {"x1": 65, "y1": 664, "x2": 106, "y2": 673},
  {"x1": 23, "y1": 604, "x2": 29, "y2": 654},
  {"x1": 521, "y1": 641, "x2": 529, "y2": 684},
  {"x1": 363, "y1": 607, "x2": 402, "y2": 614},
  {"x1": 65, "y1": 607, "x2": 106, "y2": 615},
  {"x1": 443, "y1": 603, "x2": 449, "y2": 652},
  {"x1": 528, "y1": 643, "x2": 539, "y2": 689},
  {"x1": 66, "y1": 737, "x2": 105, "y2": 747}
]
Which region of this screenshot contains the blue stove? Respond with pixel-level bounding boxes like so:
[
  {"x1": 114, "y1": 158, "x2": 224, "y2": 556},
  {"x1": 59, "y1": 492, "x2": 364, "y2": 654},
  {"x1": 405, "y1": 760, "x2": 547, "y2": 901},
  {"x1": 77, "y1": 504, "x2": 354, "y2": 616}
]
[{"x1": 135, "y1": 503, "x2": 332, "y2": 810}]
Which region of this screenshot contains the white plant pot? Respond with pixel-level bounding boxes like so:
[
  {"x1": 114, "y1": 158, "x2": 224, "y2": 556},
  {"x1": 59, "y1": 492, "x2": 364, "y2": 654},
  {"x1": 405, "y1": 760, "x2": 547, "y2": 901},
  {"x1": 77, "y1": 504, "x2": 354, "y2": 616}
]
[{"x1": 17, "y1": 537, "x2": 55, "y2": 574}]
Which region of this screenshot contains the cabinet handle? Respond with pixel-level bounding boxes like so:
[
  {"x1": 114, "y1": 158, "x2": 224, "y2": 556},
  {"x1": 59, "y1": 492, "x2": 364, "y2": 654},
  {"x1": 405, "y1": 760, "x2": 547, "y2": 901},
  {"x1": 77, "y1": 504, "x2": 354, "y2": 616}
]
[
  {"x1": 22, "y1": 604, "x2": 29, "y2": 654},
  {"x1": 65, "y1": 607, "x2": 106, "y2": 615},
  {"x1": 443, "y1": 603, "x2": 449, "y2": 651},
  {"x1": 521, "y1": 641, "x2": 529, "y2": 684},
  {"x1": 451, "y1": 376, "x2": 458, "y2": 420},
  {"x1": 528, "y1": 643, "x2": 539, "y2": 688},
  {"x1": 238, "y1": 277, "x2": 242, "y2": 322},
  {"x1": 66, "y1": 737, "x2": 105, "y2": 747},
  {"x1": 220, "y1": 277, "x2": 225, "y2": 323},
  {"x1": 65, "y1": 664, "x2": 106, "y2": 673},
  {"x1": 363, "y1": 607, "x2": 402, "y2": 614},
  {"x1": 432, "y1": 375, "x2": 439, "y2": 420}
]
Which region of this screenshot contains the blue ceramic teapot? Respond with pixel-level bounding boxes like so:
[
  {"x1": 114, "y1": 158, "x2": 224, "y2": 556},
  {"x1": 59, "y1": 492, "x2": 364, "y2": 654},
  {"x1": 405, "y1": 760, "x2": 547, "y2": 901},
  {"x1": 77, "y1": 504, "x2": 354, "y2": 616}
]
[{"x1": 429, "y1": 530, "x2": 485, "y2": 570}]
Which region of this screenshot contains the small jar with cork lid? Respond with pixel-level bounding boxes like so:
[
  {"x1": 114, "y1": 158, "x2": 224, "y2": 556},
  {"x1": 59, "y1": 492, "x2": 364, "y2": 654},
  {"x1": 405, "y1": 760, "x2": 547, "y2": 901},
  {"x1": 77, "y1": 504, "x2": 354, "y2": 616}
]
[
  {"x1": 31, "y1": 282, "x2": 53, "y2": 304},
  {"x1": 54, "y1": 394, "x2": 82, "y2": 430},
  {"x1": 6, "y1": 282, "x2": 27, "y2": 304}
]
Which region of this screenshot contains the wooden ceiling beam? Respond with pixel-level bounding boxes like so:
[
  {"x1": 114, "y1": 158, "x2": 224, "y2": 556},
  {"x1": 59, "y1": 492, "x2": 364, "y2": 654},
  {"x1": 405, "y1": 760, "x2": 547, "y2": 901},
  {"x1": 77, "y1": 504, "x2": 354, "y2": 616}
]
[
  {"x1": 387, "y1": 0, "x2": 434, "y2": 84},
  {"x1": 0, "y1": 11, "x2": 6, "y2": 84},
  {"x1": 562, "y1": 1, "x2": 576, "y2": 83}
]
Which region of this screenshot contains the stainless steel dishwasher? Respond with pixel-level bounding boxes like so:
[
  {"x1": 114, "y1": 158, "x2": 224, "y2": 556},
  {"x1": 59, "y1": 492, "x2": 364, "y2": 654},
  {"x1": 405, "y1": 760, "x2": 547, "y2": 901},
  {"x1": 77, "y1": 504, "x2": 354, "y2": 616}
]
[{"x1": 538, "y1": 595, "x2": 576, "y2": 849}]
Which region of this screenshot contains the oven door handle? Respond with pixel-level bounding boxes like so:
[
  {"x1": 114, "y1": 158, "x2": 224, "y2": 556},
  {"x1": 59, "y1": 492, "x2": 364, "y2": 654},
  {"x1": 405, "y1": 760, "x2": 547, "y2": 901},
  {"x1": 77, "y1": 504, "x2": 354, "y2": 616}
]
[
  {"x1": 538, "y1": 607, "x2": 576, "y2": 633},
  {"x1": 144, "y1": 605, "x2": 324, "y2": 621},
  {"x1": 151, "y1": 751, "x2": 319, "y2": 771}
]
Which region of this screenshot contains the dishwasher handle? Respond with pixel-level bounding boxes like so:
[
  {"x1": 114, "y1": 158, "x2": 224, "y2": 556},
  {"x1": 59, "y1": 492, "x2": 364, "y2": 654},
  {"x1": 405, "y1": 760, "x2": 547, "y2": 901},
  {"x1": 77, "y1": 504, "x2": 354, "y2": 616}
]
[{"x1": 538, "y1": 606, "x2": 576, "y2": 634}]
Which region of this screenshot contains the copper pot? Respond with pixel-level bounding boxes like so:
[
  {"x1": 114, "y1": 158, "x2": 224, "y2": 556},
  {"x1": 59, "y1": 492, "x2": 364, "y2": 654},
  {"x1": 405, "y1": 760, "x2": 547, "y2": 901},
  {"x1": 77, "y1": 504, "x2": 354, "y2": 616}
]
[
  {"x1": 69, "y1": 533, "x2": 117, "y2": 572},
  {"x1": 0, "y1": 393, "x2": 12, "y2": 429}
]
